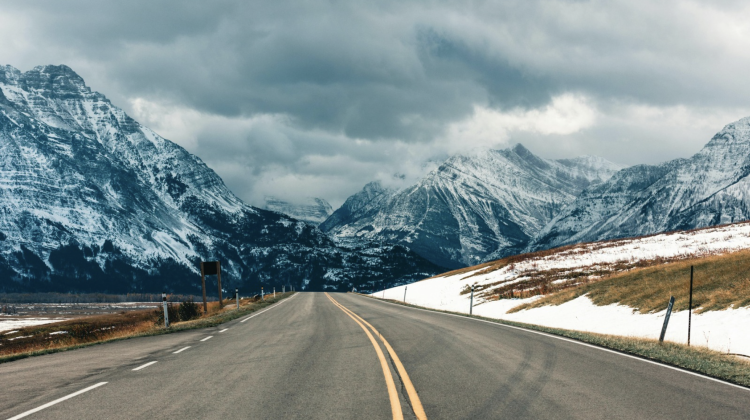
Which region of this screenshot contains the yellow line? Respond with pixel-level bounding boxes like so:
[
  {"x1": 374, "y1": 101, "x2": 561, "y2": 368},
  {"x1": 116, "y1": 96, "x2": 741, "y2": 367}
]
[
  {"x1": 325, "y1": 293, "x2": 404, "y2": 420},
  {"x1": 327, "y1": 293, "x2": 428, "y2": 420}
]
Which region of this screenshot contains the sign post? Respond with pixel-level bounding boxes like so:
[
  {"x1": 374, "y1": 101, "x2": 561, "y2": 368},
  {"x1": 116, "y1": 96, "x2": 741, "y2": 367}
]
[
  {"x1": 200, "y1": 263, "x2": 208, "y2": 314},
  {"x1": 201, "y1": 261, "x2": 222, "y2": 309}
]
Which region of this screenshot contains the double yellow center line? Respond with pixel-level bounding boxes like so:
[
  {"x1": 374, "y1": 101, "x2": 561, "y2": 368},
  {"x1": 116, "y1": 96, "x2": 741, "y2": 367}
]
[{"x1": 325, "y1": 293, "x2": 427, "y2": 420}]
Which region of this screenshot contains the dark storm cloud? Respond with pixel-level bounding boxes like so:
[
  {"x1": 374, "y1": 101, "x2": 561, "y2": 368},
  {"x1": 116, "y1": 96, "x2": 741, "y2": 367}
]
[{"x1": 2, "y1": 0, "x2": 750, "y2": 205}]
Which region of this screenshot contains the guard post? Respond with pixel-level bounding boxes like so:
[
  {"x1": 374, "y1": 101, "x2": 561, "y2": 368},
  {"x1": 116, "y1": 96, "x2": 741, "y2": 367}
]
[
  {"x1": 162, "y1": 293, "x2": 169, "y2": 328},
  {"x1": 659, "y1": 296, "x2": 675, "y2": 343},
  {"x1": 470, "y1": 285, "x2": 475, "y2": 315}
]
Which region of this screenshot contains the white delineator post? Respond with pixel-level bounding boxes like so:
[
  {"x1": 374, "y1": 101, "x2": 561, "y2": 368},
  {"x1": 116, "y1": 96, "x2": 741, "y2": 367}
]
[
  {"x1": 274, "y1": 287, "x2": 276, "y2": 298},
  {"x1": 261, "y1": 287, "x2": 264, "y2": 301},
  {"x1": 162, "y1": 293, "x2": 169, "y2": 328},
  {"x1": 283, "y1": 285, "x2": 285, "y2": 293},
  {"x1": 404, "y1": 286, "x2": 407, "y2": 303},
  {"x1": 236, "y1": 288, "x2": 239, "y2": 309},
  {"x1": 469, "y1": 285, "x2": 475, "y2": 315}
]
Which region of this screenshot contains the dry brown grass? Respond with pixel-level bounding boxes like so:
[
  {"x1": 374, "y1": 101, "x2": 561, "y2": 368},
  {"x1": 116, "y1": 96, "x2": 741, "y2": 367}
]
[
  {"x1": 0, "y1": 294, "x2": 281, "y2": 360},
  {"x1": 439, "y1": 221, "x2": 750, "y2": 305},
  {"x1": 510, "y1": 248, "x2": 750, "y2": 314}
]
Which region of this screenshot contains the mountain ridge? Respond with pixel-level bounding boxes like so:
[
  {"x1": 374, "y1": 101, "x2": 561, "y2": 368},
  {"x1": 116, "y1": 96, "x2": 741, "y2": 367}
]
[
  {"x1": 526, "y1": 116, "x2": 750, "y2": 251},
  {"x1": 321, "y1": 144, "x2": 625, "y2": 268},
  {"x1": 0, "y1": 64, "x2": 443, "y2": 294}
]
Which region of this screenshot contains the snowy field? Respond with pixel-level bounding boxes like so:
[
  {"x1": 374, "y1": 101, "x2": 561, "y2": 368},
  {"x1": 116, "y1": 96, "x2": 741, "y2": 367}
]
[
  {"x1": 0, "y1": 302, "x2": 160, "y2": 333},
  {"x1": 374, "y1": 222, "x2": 750, "y2": 355},
  {"x1": 0, "y1": 317, "x2": 67, "y2": 333}
]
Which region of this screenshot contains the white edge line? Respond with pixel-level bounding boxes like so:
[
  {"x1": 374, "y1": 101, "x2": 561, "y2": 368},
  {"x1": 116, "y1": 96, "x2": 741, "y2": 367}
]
[
  {"x1": 132, "y1": 361, "x2": 158, "y2": 371},
  {"x1": 200, "y1": 336, "x2": 213, "y2": 342},
  {"x1": 360, "y1": 294, "x2": 750, "y2": 392},
  {"x1": 173, "y1": 346, "x2": 190, "y2": 354},
  {"x1": 219, "y1": 328, "x2": 228, "y2": 333},
  {"x1": 240, "y1": 293, "x2": 297, "y2": 323},
  {"x1": 7, "y1": 382, "x2": 108, "y2": 420}
]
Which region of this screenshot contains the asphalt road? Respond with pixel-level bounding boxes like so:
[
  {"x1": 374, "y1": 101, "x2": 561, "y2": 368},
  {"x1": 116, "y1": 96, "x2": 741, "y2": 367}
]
[{"x1": 1, "y1": 292, "x2": 749, "y2": 419}]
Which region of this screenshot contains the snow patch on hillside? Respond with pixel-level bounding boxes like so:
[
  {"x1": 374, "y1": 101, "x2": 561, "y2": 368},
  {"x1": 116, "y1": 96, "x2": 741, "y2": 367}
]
[{"x1": 374, "y1": 221, "x2": 750, "y2": 355}]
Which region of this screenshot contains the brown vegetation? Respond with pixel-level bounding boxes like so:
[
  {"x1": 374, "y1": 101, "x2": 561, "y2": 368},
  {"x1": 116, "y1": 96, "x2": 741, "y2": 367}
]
[
  {"x1": 0, "y1": 294, "x2": 288, "y2": 362},
  {"x1": 509, "y1": 249, "x2": 750, "y2": 314}
]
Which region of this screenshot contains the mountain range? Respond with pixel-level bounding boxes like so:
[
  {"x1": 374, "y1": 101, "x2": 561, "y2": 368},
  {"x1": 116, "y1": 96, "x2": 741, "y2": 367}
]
[
  {"x1": 321, "y1": 145, "x2": 624, "y2": 268},
  {"x1": 0, "y1": 65, "x2": 442, "y2": 294},
  {"x1": 528, "y1": 117, "x2": 750, "y2": 250},
  {"x1": 5, "y1": 63, "x2": 750, "y2": 294}
]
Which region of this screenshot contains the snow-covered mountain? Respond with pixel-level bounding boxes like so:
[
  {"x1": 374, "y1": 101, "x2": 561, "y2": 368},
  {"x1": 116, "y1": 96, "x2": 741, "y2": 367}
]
[
  {"x1": 321, "y1": 145, "x2": 624, "y2": 268},
  {"x1": 528, "y1": 117, "x2": 750, "y2": 251},
  {"x1": 0, "y1": 65, "x2": 442, "y2": 293},
  {"x1": 263, "y1": 197, "x2": 333, "y2": 226}
]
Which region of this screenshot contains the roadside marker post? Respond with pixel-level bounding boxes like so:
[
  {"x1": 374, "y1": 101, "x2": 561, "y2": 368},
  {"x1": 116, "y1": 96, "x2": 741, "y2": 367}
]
[
  {"x1": 162, "y1": 293, "x2": 169, "y2": 328},
  {"x1": 659, "y1": 296, "x2": 675, "y2": 343},
  {"x1": 261, "y1": 287, "x2": 264, "y2": 301},
  {"x1": 688, "y1": 266, "x2": 694, "y2": 346},
  {"x1": 236, "y1": 288, "x2": 239, "y2": 310},
  {"x1": 469, "y1": 285, "x2": 475, "y2": 315},
  {"x1": 404, "y1": 286, "x2": 407, "y2": 303},
  {"x1": 283, "y1": 285, "x2": 285, "y2": 293},
  {"x1": 274, "y1": 287, "x2": 276, "y2": 298}
]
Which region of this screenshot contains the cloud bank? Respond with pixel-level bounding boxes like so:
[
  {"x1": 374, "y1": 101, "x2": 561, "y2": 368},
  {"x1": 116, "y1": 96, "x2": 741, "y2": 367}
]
[{"x1": 2, "y1": 0, "x2": 749, "y2": 207}]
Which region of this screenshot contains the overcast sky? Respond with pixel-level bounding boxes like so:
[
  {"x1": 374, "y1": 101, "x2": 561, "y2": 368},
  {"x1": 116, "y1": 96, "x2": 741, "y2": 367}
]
[{"x1": 2, "y1": 0, "x2": 750, "y2": 208}]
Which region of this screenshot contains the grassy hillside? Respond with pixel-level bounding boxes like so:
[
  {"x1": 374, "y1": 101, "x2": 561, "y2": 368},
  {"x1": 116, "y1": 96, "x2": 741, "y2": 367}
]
[{"x1": 510, "y1": 249, "x2": 750, "y2": 314}]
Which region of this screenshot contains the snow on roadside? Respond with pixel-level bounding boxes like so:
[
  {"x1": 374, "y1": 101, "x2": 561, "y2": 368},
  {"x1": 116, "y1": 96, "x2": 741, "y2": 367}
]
[
  {"x1": 0, "y1": 318, "x2": 66, "y2": 333},
  {"x1": 373, "y1": 222, "x2": 750, "y2": 355}
]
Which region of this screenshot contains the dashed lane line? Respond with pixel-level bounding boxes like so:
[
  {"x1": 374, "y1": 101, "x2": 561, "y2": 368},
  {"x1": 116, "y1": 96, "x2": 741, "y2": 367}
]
[
  {"x1": 173, "y1": 346, "x2": 191, "y2": 354},
  {"x1": 200, "y1": 336, "x2": 213, "y2": 342},
  {"x1": 132, "y1": 361, "x2": 158, "y2": 371},
  {"x1": 6, "y1": 382, "x2": 108, "y2": 420}
]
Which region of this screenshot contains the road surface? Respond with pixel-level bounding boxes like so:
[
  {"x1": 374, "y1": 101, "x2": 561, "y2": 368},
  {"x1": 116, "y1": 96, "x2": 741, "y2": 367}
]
[{"x1": 1, "y1": 292, "x2": 748, "y2": 419}]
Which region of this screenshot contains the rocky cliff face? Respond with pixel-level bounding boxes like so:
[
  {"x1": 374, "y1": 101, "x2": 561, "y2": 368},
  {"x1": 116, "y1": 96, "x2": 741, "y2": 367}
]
[
  {"x1": 321, "y1": 145, "x2": 624, "y2": 268},
  {"x1": 0, "y1": 65, "x2": 442, "y2": 293},
  {"x1": 528, "y1": 117, "x2": 750, "y2": 250},
  {"x1": 263, "y1": 197, "x2": 333, "y2": 226}
]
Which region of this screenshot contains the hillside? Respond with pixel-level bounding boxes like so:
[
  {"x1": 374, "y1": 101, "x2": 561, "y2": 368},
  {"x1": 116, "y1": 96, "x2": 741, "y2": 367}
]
[{"x1": 376, "y1": 220, "x2": 750, "y2": 354}]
